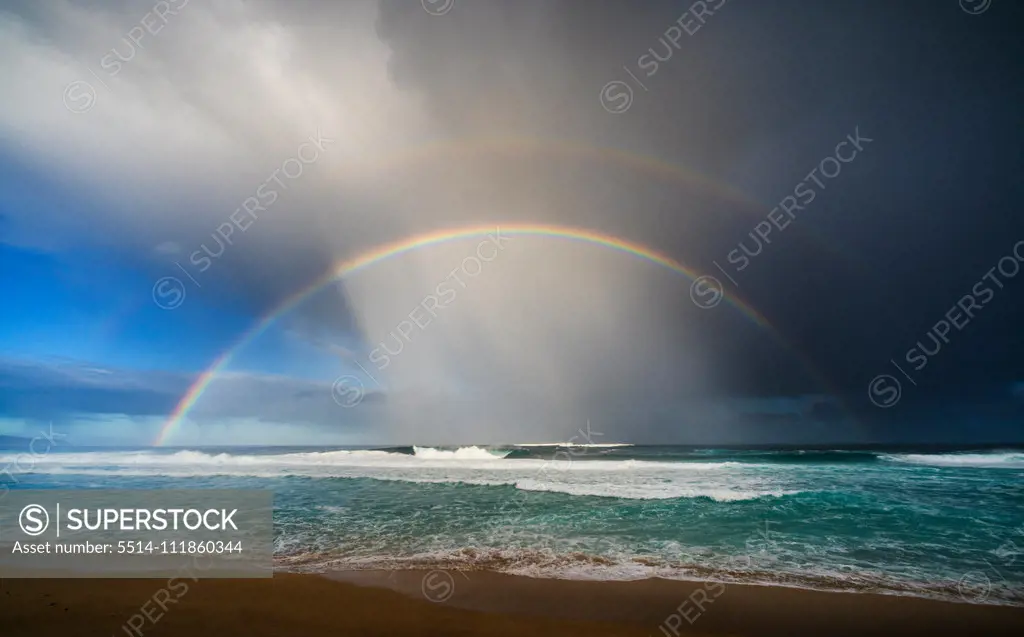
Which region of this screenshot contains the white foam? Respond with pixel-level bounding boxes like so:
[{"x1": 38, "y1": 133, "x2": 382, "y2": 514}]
[
  {"x1": 514, "y1": 443, "x2": 635, "y2": 448},
  {"x1": 2, "y1": 449, "x2": 736, "y2": 473},
  {"x1": 885, "y1": 452, "x2": 1024, "y2": 468},
  {"x1": 412, "y1": 446, "x2": 510, "y2": 460},
  {"x1": 1, "y1": 449, "x2": 787, "y2": 501},
  {"x1": 513, "y1": 478, "x2": 798, "y2": 501}
]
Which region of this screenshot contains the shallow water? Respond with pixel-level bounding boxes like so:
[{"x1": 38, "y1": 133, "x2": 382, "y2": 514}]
[{"x1": 5, "y1": 444, "x2": 1023, "y2": 605}]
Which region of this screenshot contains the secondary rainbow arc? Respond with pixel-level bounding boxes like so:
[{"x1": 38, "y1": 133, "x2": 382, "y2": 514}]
[{"x1": 360, "y1": 135, "x2": 764, "y2": 214}]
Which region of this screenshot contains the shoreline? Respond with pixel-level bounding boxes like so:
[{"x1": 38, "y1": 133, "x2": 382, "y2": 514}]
[
  {"x1": 277, "y1": 557, "x2": 1024, "y2": 608},
  {"x1": 2, "y1": 570, "x2": 1022, "y2": 636}
]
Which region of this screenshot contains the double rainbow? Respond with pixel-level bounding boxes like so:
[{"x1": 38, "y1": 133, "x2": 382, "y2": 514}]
[{"x1": 154, "y1": 223, "x2": 782, "y2": 445}]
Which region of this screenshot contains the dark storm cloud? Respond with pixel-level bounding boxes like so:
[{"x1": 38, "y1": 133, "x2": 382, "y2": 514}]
[{"x1": 375, "y1": 0, "x2": 1024, "y2": 397}]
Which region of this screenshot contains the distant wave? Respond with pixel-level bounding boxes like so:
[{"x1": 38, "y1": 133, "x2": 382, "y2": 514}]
[
  {"x1": 412, "y1": 446, "x2": 512, "y2": 460},
  {"x1": 0, "y1": 448, "x2": 737, "y2": 475},
  {"x1": 716, "y1": 450, "x2": 883, "y2": 464},
  {"x1": 513, "y1": 443, "x2": 635, "y2": 448},
  {"x1": 2, "y1": 448, "x2": 779, "y2": 501},
  {"x1": 15, "y1": 464, "x2": 784, "y2": 501},
  {"x1": 1, "y1": 449, "x2": 740, "y2": 472},
  {"x1": 884, "y1": 452, "x2": 1024, "y2": 468}
]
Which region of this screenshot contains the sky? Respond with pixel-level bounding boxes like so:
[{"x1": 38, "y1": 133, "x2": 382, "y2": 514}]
[{"x1": 1, "y1": 0, "x2": 1023, "y2": 446}]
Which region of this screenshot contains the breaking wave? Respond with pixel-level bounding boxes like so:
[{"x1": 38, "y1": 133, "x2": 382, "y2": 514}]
[
  {"x1": 884, "y1": 452, "x2": 1024, "y2": 469},
  {"x1": 411, "y1": 446, "x2": 512, "y2": 460}
]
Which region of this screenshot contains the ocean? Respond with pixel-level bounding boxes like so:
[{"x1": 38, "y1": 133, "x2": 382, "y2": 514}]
[{"x1": 3, "y1": 444, "x2": 1023, "y2": 605}]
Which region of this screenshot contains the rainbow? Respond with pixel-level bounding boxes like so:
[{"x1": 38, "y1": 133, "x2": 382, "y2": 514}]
[
  {"x1": 374, "y1": 135, "x2": 854, "y2": 265},
  {"x1": 154, "y1": 223, "x2": 781, "y2": 445},
  {"x1": 362, "y1": 135, "x2": 764, "y2": 215}
]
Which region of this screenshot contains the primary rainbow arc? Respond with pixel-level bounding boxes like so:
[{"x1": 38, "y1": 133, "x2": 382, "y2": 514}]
[{"x1": 155, "y1": 223, "x2": 777, "y2": 446}]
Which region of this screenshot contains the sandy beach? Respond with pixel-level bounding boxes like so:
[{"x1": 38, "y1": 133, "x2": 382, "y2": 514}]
[{"x1": 3, "y1": 571, "x2": 1022, "y2": 637}]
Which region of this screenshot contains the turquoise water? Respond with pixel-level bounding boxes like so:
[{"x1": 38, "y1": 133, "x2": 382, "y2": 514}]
[{"x1": 4, "y1": 445, "x2": 1023, "y2": 605}]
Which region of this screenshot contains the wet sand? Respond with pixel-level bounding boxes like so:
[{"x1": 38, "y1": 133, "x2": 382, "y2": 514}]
[
  {"x1": 332, "y1": 569, "x2": 1024, "y2": 636},
  {"x1": 2, "y1": 570, "x2": 1022, "y2": 637}
]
